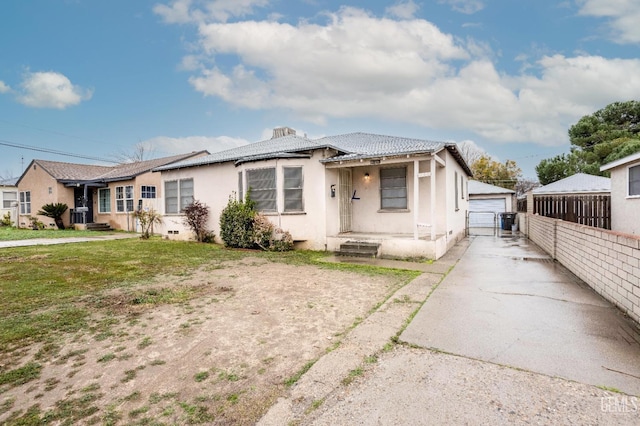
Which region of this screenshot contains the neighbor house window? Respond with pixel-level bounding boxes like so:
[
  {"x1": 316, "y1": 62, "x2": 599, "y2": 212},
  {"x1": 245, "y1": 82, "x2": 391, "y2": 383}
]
[
  {"x1": 461, "y1": 175, "x2": 465, "y2": 199},
  {"x1": 164, "y1": 178, "x2": 194, "y2": 213},
  {"x1": 283, "y1": 167, "x2": 303, "y2": 212},
  {"x1": 116, "y1": 185, "x2": 134, "y2": 212},
  {"x1": 629, "y1": 165, "x2": 640, "y2": 196},
  {"x1": 455, "y1": 172, "x2": 459, "y2": 211},
  {"x1": 380, "y1": 167, "x2": 407, "y2": 209},
  {"x1": 247, "y1": 168, "x2": 277, "y2": 212},
  {"x1": 2, "y1": 191, "x2": 17, "y2": 209},
  {"x1": 98, "y1": 188, "x2": 111, "y2": 213},
  {"x1": 19, "y1": 191, "x2": 30, "y2": 214},
  {"x1": 238, "y1": 171, "x2": 243, "y2": 201},
  {"x1": 141, "y1": 185, "x2": 156, "y2": 199}
]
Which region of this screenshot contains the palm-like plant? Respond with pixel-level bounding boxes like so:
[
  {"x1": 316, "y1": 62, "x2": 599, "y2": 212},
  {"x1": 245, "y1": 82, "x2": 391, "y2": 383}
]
[{"x1": 37, "y1": 203, "x2": 68, "y2": 230}]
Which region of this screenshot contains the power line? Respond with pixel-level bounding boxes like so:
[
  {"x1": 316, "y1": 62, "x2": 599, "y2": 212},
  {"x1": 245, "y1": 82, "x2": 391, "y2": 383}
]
[{"x1": 0, "y1": 139, "x2": 120, "y2": 164}]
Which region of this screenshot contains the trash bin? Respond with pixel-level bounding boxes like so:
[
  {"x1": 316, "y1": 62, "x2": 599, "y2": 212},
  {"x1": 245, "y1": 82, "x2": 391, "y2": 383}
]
[{"x1": 500, "y1": 212, "x2": 516, "y2": 230}]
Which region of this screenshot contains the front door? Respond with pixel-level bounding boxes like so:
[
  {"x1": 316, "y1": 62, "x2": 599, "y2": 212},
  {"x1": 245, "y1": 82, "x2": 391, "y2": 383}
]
[
  {"x1": 339, "y1": 169, "x2": 352, "y2": 233},
  {"x1": 74, "y1": 186, "x2": 94, "y2": 224}
]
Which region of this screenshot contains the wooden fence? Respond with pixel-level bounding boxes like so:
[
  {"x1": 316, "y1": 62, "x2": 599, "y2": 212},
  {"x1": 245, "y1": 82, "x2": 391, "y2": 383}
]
[{"x1": 533, "y1": 195, "x2": 611, "y2": 230}]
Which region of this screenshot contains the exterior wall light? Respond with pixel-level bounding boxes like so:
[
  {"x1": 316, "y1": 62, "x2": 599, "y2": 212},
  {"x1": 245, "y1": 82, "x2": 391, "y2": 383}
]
[{"x1": 364, "y1": 172, "x2": 370, "y2": 181}]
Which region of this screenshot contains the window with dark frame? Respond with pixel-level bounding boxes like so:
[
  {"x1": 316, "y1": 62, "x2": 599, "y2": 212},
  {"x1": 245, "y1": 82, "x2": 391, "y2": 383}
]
[
  {"x1": 141, "y1": 185, "x2": 156, "y2": 199},
  {"x1": 380, "y1": 167, "x2": 407, "y2": 209},
  {"x1": 247, "y1": 168, "x2": 277, "y2": 212},
  {"x1": 630, "y1": 165, "x2": 640, "y2": 196}
]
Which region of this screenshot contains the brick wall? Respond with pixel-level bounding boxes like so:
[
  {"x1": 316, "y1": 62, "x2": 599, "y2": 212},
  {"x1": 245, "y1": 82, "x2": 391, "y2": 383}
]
[{"x1": 524, "y1": 214, "x2": 640, "y2": 325}]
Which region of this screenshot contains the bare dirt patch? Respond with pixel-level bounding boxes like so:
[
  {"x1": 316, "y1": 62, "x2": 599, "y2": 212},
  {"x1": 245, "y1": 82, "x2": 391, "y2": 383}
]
[{"x1": 0, "y1": 257, "x2": 412, "y2": 425}]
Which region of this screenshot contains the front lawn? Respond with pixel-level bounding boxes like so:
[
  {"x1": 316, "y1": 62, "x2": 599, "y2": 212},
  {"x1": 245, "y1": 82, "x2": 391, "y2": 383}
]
[{"x1": 0, "y1": 227, "x2": 122, "y2": 241}]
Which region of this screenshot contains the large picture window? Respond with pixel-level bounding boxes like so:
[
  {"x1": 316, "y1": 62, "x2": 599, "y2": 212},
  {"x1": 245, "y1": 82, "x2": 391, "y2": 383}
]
[
  {"x1": 164, "y1": 178, "x2": 194, "y2": 213},
  {"x1": 380, "y1": 167, "x2": 407, "y2": 209},
  {"x1": 19, "y1": 191, "x2": 31, "y2": 214},
  {"x1": 283, "y1": 167, "x2": 303, "y2": 212},
  {"x1": 629, "y1": 165, "x2": 640, "y2": 196},
  {"x1": 98, "y1": 188, "x2": 111, "y2": 213},
  {"x1": 247, "y1": 168, "x2": 277, "y2": 212},
  {"x1": 116, "y1": 185, "x2": 134, "y2": 212}
]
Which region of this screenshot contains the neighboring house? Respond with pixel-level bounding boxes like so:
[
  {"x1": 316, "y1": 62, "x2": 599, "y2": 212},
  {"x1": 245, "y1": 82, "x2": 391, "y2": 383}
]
[
  {"x1": 16, "y1": 152, "x2": 208, "y2": 231},
  {"x1": 155, "y1": 128, "x2": 473, "y2": 260},
  {"x1": 468, "y1": 180, "x2": 515, "y2": 228},
  {"x1": 530, "y1": 172, "x2": 611, "y2": 229},
  {"x1": 1, "y1": 177, "x2": 19, "y2": 226},
  {"x1": 601, "y1": 151, "x2": 640, "y2": 235},
  {"x1": 532, "y1": 173, "x2": 611, "y2": 197}
]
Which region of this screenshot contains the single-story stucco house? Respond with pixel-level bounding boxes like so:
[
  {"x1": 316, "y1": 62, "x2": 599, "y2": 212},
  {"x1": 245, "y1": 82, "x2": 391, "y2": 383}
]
[
  {"x1": 155, "y1": 128, "x2": 473, "y2": 260},
  {"x1": 601, "y1": 151, "x2": 640, "y2": 235},
  {"x1": 468, "y1": 180, "x2": 515, "y2": 228},
  {"x1": 16, "y1": 152, "x2": 208, "y2": 231},
  {"x1": 532, "y1": 173, "x2": 611, "y2": 197},
  {"x1": 1, "y1": 177, "x2": 19, "y2": 226}
]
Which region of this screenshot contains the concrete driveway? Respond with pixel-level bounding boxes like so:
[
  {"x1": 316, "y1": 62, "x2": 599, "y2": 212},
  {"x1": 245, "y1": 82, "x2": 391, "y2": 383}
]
[{"x1": 401, "y1": 234, "x2": 640, "y2": 395}]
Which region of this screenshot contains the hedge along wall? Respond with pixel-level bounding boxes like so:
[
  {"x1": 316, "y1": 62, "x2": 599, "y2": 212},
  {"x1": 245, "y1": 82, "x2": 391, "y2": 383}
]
[{"x1": 524, "y1": 214, "x2": 640, "y2": 325}]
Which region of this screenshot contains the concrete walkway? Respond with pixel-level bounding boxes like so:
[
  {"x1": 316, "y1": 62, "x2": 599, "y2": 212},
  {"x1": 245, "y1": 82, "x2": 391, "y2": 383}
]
[
  {"x1": 0, "y1": 233, "x2": 139, "y2": 248},
  {"x1": 401, "y1": 234, "x2": 640, "y2": 395}
]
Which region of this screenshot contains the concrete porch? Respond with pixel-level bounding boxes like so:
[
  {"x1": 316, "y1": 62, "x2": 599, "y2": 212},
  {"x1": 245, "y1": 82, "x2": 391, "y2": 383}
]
[{"x1": 327, "y1": 231, "x2": 448, "y2": 260}]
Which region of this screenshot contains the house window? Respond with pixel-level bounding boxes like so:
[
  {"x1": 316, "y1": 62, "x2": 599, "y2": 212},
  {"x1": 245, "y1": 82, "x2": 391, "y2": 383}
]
[
  {"x1": 116, "y1": 185, "x2": 134, "y2": 212},
  {"x1": 629, "y1": 165, "x2": 640, "y2": 196},
  {"x1": 19, "y1": 191, "x2": 31, "y2": 214},
  {"x1": 461, "y1": 176, "x2": 465, "y2": 199},
  {"x1": 141, "y1": 185, "x2": 156, "y2": 199},
  {"x1": 247, "y1": 168, "x2": 277, "y2": 212},
  {"x1": 2, "y1": 191, "x2": 17, "y2": 209},
  {"x1": 238, "y1": 171, "x2": 243, "y2": 201},
  {"x1": 98, "y1": 188, "x2": 111, "y2": 213},
  {"x1": 164, "y1": 178, "x2": 194, "y2": 213},
  {"x1": 455, "y1": 172, "x2": 459, "y2": 211},
  {"x1": 380, "y1": 167, "x2": 407, "y2": 209},
  {"x1": 283, "y1": 167, "x2": 303, "y2": 212}
]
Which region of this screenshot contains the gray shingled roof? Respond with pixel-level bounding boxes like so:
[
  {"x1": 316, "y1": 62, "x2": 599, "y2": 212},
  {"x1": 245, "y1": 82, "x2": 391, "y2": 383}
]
[
  {"x1": 19, "y1": 152, "x2": 208, "y2": 185},
  {"x1": 156, "y1": 132, "x2": 472, "y2": 176},
  {"x1": 154, "y1": 135, "x2": 319, "y2": 171},
  {"x1": 532, "y1": 173, "x2": 610, "y2": 195},
  {"x1": 468, "y1": 180, "x2": 515, "y2": 195},
  {"x1": 0, "y1": 177, "x2": 18, "y2": 187}
]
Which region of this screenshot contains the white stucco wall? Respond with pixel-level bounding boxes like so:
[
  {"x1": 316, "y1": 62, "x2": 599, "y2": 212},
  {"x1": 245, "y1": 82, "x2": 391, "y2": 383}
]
[
  {"x1": 158, "y1": 151, "x2": 329, "y2": 249},
  {"x1": 610, "y1": 159, "x2": 640, "y2": 235}
]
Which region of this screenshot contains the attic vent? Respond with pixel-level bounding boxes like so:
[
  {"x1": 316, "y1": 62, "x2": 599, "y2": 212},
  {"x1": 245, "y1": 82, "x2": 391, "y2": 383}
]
[{"x1": 272, "y1": 127, "x2": 296, "y2": 139}]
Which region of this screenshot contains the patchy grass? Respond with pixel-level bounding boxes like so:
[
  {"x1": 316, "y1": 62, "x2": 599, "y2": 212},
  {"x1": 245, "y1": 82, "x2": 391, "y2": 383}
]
[{"x1": 0, "y1": 362, "x2": 42, "y2": 389}]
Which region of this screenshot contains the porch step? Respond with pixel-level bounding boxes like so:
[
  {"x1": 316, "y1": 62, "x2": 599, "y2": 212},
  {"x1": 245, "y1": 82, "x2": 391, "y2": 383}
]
[
  {"x1": 337, "y1": 241, "x2": 380, "y2": 258},
  {"x1": 86, "y1": 223, "x2": 113, "y2": 231}
]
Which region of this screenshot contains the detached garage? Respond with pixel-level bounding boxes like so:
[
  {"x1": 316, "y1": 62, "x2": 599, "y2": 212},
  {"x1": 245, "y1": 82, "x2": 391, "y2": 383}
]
[{"x1": 468, "y1": 181, "x2": 515, "y2": 228}]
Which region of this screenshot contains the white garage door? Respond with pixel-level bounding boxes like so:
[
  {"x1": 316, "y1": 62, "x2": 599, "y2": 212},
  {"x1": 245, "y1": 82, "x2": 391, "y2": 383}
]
[{"x1": 469, "y1": 198, "x2": 506, "y2": 227}]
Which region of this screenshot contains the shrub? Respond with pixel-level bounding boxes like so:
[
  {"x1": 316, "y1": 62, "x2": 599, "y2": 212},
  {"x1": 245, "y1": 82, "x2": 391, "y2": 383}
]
[
  {"x1": 253, "y1": 214, "x2": 294, "y2": 252},
  {"x1": 219, "y1": 193, "x2": 256, "y2": 248},
  {"x1": 37, "y1": 203, "x2": 68, "y2": 230},
  {"x1": 183, "y1": 200, "x2": 214, "y2": 243},
  {"x1": 29, "y1": 216, "x2": 45, "y2": 230},
  {"x1": 132, "y1": 208, "x2": 162, "y2": 239},
  {"x1": 0, "y1": 212, "x2": 12, "y2": 227}
]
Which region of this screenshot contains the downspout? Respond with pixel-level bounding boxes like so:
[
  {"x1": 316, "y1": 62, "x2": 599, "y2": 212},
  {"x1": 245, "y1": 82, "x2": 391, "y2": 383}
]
[
  {"x1": 430, "y1": 156, "x2": 436, "y2": 241},
  {"x1": 413, "y1": 159, "x2": 419, "y2": 240}
]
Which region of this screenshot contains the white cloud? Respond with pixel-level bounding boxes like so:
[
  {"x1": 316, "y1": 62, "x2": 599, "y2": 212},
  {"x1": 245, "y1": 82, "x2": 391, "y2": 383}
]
[
  {"x1": 438, "y1": 0, "x2": 485, "y2": 14},
  {"x1": 577, "y1": 0, "x2": 640, "y2": 43},
  {"x1": 144, "y1": 135, "x2": 249, "y2": 154},
  {"x1": 17, "y1": 71, "x2": 92, "y2": 109},
  {"x1": 385, "y1": 0, "x2": 420, "y2": 19},
  {"x1": 154, "y1": 0, "x2": 270, "y2": 24},
  {"x1": 158, "y1": 3, "x2": 640, "y2": 147},
  {"x1": 0, "y1": 81, "x2": 10, "y2": 93}
]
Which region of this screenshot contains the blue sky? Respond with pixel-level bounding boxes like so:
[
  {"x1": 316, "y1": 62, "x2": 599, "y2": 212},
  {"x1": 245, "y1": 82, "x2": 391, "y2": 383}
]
[{"x1": 1, "y1": 0, "x2": 639, "y2": 180}]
